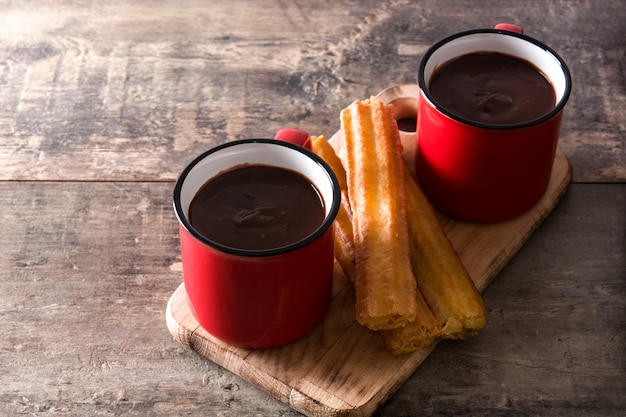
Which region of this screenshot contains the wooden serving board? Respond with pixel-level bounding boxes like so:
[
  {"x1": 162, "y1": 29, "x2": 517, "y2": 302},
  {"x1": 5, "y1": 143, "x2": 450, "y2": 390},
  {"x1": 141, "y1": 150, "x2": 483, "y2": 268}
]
[{"x1": 166, "y1": 85, "x2": 573, "y2": 417}]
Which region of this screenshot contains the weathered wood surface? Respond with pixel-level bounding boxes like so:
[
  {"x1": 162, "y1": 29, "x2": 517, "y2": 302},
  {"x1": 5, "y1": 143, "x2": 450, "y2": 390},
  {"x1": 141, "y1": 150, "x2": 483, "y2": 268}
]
[
  {"x1": 0, "y1": 0, "x2": 624, "y2": 182},
  {"x1": 0, "y1": 1, "x2": 625, "y2": 416},
  {"x1": 1, "y1": 182, "x2": 624, "y2": 416}
]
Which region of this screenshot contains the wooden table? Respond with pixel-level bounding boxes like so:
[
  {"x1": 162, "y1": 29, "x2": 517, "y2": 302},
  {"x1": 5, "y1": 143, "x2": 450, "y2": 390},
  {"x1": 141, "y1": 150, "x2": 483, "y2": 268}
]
[{"x1": 1, "y1": 1, "x2": 624, "y2": 416}]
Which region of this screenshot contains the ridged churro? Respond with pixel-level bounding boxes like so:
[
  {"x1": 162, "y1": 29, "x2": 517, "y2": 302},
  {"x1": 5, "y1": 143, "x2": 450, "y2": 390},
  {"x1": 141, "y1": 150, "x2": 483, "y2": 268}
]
[
  {"x1": 380, "y1": 165, "x2": 487, "y2": 354},
  {"x1": 379, "y1": 288, "x2": 440, "y2": 354},
  {"x1": 403, "y1": 165, "x2": 487, "y2": 339},
  {"x1": 312, "y1": 134, "x2": 441, "y2": 351},
  {"x1": 310, "y1": 135, "x2": 356, "y2": 282},
  {"x1": 315, "y1": 94, "x2": 487, "y2": 353},
  {"x1": 309, "y1": 136, "x2": 350, "y2": 216},
  {"x1": 341, "y1": 98, "x2": 417, "y2": 330}
]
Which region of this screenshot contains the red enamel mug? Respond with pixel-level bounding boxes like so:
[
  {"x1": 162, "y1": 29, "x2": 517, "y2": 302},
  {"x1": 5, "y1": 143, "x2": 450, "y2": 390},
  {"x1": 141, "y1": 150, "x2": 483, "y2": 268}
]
[
  {"x1": 173, "y1": 139, "x2": 340, "y2": 349},
  {"x1": 416, "y1": 26, "x2": 571, "y2": 223}
]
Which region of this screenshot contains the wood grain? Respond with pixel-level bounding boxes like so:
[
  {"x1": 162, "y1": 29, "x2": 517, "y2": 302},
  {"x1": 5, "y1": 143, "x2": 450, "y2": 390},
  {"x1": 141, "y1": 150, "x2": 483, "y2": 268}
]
[
  {"x1": 2, "y1": 181, "x2": 623, "y2": 416},
  {"x1": 0, "y1": 1, "x2": 624, "y2": 416},
  {"x1": 0, "y1": 1, "x2": 623, "y2": 182}
]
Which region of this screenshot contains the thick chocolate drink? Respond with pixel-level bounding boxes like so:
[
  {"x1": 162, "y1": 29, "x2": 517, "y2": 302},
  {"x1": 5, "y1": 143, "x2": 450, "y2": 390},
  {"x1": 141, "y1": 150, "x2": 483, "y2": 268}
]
[
  {"x1": 188, "y1": 164, "x2": 325, "y2": 250},
  {"x1": 429, "y1": 52, "x2": 555, "y2": 125}
]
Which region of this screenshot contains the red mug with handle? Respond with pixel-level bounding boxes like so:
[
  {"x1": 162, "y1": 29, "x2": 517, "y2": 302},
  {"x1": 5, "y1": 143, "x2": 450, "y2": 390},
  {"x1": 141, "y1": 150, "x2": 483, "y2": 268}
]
[
  {"x1": 415, "y1": 24, "x2": 571, "y2": 223},
  {"x1": 173, "y1": 138, "x2": 340, "y2": 349}
]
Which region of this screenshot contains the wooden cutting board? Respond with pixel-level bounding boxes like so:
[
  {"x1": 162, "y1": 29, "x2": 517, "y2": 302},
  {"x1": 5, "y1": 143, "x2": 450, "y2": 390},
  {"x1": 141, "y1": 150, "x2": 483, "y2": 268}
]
[{"x1": 166, "y1": 84, "x2": 573, "y2": 417}]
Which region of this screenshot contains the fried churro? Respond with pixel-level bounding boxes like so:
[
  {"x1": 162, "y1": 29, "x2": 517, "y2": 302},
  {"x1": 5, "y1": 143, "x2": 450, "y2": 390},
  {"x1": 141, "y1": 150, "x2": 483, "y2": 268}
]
[
  {"x1": 380, "y1": 165, "x2": 487, "y2": 354},
  {"x1": 310, "y1": 135, "x2": 356, "y2": 282},
  {"x1": 379, "y1": 288, "x2": 440, "y2": 354},
  {"x1": 403, "y1": 165, "x2": 488, "y2": 339},
  {"x1": 341, "y1": 98, "x2": 417, "y2": 330}
]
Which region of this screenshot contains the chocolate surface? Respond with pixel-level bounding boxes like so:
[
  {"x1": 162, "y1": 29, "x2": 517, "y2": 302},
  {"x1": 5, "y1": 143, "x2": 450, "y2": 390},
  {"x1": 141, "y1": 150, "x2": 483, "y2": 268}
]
[
  {"x1": 189, "y1": 164, "x2": 324, "y2": 250},
  {"x1": 429, "y1": 52, "x2": 555, "y2": 125}
]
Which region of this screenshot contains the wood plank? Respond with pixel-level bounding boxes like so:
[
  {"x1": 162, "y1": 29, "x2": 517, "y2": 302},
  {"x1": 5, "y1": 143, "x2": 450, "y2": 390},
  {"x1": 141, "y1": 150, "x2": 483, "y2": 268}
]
[
  {"x1": 378, "y1": 182, "x2": 626, "y2": 416},
  {"x1": 0, "y1": 0, "x2": 623, "y2": 182},
  {"x1": 0, "y1": 1, "x2": 625, "y2": 416},
  {"x1": 0, "y1": 181, "x2": 624, "y2": 416},
  {"x1": 0, "y1": 181, "x2": 302, "y2": 416}
]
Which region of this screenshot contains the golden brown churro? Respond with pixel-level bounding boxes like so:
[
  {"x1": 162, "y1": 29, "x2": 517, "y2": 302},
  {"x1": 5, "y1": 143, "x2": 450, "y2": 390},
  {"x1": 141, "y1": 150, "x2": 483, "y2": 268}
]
[
  {"x1": 379, "y1": 288, "x2": 440, "y2": 354},
  {"x1": 316, "y1": 95, "x2": 487, "y2": 353},
  {"x1": 310, "y1": 135, "x2": 356, "y2": 282},
  {"x1": 403, "y1": 165, "x2": 488, "y2": 339},
  {"x1": 309, "y1": 136, "x2": 351, "y2": 215},
  {"x1": 380, "y1": 166, "x2": 487, "y2": 354},
  {"x1": 341, "y1": 98, "x2": 417, "y2": 330}
]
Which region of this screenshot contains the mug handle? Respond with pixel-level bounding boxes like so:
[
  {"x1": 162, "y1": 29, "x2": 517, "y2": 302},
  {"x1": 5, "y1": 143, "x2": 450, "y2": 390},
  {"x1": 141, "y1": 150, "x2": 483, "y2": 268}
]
[
  {"x1": 494, "y1": 23, "x2": 524, "y2": 34},
  {"x1": 274, "y1": 128, "x2": 311, "y2": 149}
]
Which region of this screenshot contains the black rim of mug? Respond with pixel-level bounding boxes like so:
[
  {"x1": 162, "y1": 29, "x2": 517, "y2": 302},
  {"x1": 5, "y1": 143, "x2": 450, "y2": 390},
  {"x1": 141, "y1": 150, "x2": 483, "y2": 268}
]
[{"x1": 173, "y1": 138, "x2": 342, "y2": 257}]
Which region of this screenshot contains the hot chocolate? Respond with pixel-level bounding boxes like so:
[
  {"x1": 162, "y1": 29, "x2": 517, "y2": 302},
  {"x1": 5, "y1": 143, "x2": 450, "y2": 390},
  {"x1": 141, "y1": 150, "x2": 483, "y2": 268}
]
[
  {"x1": 188, "y1": 164, "x2": 325, "y2": 251},
  {"x1": 428, "y1": 52, "x2": 556, "y2": 125}
]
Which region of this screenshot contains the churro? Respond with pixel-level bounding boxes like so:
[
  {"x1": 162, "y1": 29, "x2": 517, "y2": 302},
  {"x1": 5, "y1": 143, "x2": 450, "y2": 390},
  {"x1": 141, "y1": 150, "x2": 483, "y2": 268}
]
[
  {"x1": 310, "y1": 135, "x2": 355, "y2": 282},
  {"x1": 403, "y1": 165, "x2": 487, "y2": 339},
  {"x1": 341, "y1": 97, "x2": 417, "y2": 330},
  {"x1": 381, "y1": 165, "x2": 487, "y2": 354},
  {"x1": 379, "y1": 288, "x2": 440, "y2": 354}
]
